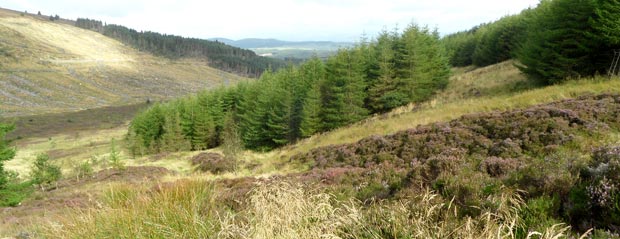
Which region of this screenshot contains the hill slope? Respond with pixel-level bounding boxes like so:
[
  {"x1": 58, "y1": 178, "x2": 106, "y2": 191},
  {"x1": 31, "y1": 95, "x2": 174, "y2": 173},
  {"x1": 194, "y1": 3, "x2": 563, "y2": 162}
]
[
  {"x1": 0, "y1": 8, "x2": 246, "y2": 117},
  {"x1": 2, "y1": 61, "x2": 620, "y2": 237}
]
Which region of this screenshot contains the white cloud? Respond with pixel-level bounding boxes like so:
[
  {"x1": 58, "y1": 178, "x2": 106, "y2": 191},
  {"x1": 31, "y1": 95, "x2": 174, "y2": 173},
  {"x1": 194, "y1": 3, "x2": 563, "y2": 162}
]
[{"x1": 1, "y1": 0, "x2": 539, "y2": 41}]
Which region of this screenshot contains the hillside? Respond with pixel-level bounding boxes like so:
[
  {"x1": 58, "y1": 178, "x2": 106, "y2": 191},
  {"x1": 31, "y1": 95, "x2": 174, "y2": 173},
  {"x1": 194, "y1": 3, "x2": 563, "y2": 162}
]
[
  {"x1": 2, "y1": 0, "x2": 620, "y2": 236},
  {"x1": 0, "y1": 8, "x2": 246, "y2": 117},
  {"x1": 2, "y1": 61, "x2": 619, "y2": 237}
]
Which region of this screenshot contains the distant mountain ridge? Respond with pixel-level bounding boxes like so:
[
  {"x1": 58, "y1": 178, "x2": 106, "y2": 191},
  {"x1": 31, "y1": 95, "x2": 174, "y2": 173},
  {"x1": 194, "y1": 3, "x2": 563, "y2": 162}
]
[{"x1": 210, "y1": 38, "x2": 353, "y2": 49}]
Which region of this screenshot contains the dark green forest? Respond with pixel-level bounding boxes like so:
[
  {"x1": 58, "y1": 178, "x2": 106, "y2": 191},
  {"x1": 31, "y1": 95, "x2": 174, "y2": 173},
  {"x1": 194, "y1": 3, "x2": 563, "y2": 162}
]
[
  {"x1": 127, "y1": 24, "x2": 450, "y2": 154},
  {"x1": 75, "y1": 18, "x2": 285, "y2": 77},
  {"x1": 441, "y1": 0, "x2": 620, "y2": 84}
]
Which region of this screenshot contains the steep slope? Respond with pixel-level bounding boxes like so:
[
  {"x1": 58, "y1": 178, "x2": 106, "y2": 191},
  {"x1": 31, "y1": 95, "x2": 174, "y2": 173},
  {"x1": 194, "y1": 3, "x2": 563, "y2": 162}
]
[{"x1": 0, "y1": 8, "x2": 246, "y2": 117}]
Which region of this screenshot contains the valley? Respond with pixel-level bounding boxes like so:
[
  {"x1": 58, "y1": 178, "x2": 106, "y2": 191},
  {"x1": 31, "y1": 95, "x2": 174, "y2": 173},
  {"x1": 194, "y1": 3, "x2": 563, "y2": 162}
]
[
  {"x1": 1, "y1": 0, "x2": 620, "y2": 238},
  {"x1": 0, "y1": 8, "x2": 246, "y2": 117}
]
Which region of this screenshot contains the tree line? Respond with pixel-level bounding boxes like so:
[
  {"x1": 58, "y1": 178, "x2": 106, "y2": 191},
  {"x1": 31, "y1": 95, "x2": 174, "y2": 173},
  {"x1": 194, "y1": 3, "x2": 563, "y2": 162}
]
[
  {"x1": 127, "y1": 24, "x2": 450, "y2": 154},
  {"x1": 75, "y1": 18, "x2": 285, "y2": 77},
  {"x1": 441, "y1": 0, "x2": 620, "y2": 84}
]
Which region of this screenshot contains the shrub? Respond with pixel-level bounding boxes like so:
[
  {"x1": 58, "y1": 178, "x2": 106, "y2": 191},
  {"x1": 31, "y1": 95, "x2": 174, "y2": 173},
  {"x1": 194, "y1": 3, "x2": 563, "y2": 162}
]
[
  {"x1": 108, "y1": 139, "x2": 125, "y2": 170},
  {"x1": 73, "y1": 160, "x2": 94, "y2": 180},
  {"x1": 30, "y1": 154, "x2": 61, "y2": 188},
  {"x1": 191, "y1": 152, "x2": 234, "y2": 174},
  {"x1": 566, "y1": 146, "x2": 620, "y2": 230}
]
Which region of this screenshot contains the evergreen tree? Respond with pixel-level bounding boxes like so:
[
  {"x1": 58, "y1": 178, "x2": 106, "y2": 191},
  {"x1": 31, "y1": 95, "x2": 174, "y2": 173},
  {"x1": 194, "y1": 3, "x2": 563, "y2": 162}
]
[
  {"x1": 239, "y1": 75, "x2": 272, "y2": 149},
  {"x1": 265, "y1": 79, "x2": 293, "y2": 146},
  {"x1": 322, "y1": 50, "x2": 368, "y2": 131},
  {"x1": 368, "y1": 30, "x2": 407, "y2": 113},
  {"x1": 591, "y1": 0, "x2": 620, "y2": 46},
  {"x1": 402, "y1": 25, "x2": 451, "y2": 102},
  {"x1": 191, "y1": 109, "x2": 216, "y2": 150},
  {"x1": 516, "y1": 0, "x2": 605, "y2": 83},
  {"x1": 0, "y1": 123, "x2": 15, "y2": 189},
  {"x1": 299, "y1": 58, "x2": 326, "y2": 137},
  {"x1": 161, "y1": 111, "x2": 191, "y2": 152},
  {"x1": 300, "y1": 82, "x2": 323, "y2": 137}
]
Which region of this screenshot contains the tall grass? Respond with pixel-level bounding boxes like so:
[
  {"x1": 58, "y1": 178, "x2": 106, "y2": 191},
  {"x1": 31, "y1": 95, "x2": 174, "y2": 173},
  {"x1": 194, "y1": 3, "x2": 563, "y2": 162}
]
[
  {"x1": 41, "y1": 180, "x2": 587, "y2": 239},
  {"x1": 43, "y1": 181, "x2": 221, "y2": 238}
]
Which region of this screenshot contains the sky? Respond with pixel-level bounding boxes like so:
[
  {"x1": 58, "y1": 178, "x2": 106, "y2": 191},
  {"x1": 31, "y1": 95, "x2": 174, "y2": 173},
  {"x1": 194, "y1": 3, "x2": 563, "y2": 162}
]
[{"x1": 2, "y1": 0, "x2": 540, "y2": 42}]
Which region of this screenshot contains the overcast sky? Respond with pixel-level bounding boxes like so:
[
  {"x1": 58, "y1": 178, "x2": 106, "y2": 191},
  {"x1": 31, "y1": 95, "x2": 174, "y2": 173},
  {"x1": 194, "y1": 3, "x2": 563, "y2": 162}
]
[{"x1": 2, "y1": 0, "x2": 539, "y2": 42}]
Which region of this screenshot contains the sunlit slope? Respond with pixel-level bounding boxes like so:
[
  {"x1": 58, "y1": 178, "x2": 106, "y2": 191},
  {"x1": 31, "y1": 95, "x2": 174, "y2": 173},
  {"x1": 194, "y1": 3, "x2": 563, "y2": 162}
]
[
  {"x1": 277, "y1": 62, "x2": 620, "y2": 160},
  {"x1": 0, "y1": 8, "x2": 245, "y2": 117}
]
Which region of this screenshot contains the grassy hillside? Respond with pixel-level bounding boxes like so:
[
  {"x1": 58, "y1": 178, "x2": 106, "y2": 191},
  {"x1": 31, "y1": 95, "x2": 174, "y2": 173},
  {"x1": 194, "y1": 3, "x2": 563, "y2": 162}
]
[
  {"x1": 1, "y1": 61, "x2": 619, "y2": 237},
  {"x1": 0, "y1": 8, "x2": 246, "y2": 117}
]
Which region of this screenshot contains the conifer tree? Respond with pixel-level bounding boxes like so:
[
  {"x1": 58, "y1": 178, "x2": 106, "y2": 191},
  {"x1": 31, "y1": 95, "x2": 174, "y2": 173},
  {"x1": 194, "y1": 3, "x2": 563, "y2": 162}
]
[
  {"x1": 0, "y1": 123, "x2": 15, "y2": 189},
  {"x1": 592, "y1": 0, "x2": 620, "y2": 46},
  {"x1": 265, "y1": 79, "x2": 293, "y2": 146},
  {"x1": 322, "y1": 50, "x2": 368, "y2": 131},
  {"x1": 161, "y1": 112, "x2": 191, "y2": 152},
  {"x1": 299, "y1": 58, "x2": 326, "y2": 137},
  {"x1": 300, "y1": 82, "x2": 322, "y2": 137},
  {"x1": 368, "y1": 30, "x2": 407, "y2": 113},
  {"x1": 239, "y1": 75, "x2": 272, "y2": 149},
  {"x1": 402, "y1": 25, "x2": 450, "y2": 102},
  {"x1": 517, "y1": 0, "x2": 602, "y2": 83}
]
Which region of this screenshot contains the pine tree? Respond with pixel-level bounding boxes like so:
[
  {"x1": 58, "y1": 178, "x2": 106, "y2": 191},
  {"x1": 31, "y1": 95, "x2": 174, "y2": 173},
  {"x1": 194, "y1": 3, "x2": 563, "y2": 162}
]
[
  {"x1": 0, "y1": 123, "x2": 15, "y2": 189},
  {"x1": 322, "y1": 50, "x2": 368, "y2": 131},
  {"x1": 592, "y1": 0, "x2": 620, "y2": 46},
  {"x1": 367, "y1": 30, "x2": 407, "y2": 113},
  {"x1": 402, "y1": 25, "x2": 451, "y2": 102},
  {"x1": 239, "y1": 75, "x2": 272, "y2": 149},
  {"x1": 161, "y1": 112, "x2": 191, "y2": 152},
  {"x1": 299, "y1": 58, "x2": 326, "y2": 137},
  {"x1": 265, "y1": 81, "x2": 293, "y2": 146},
  {"x1": 300, "y1": 82, "x2": 322, "y2": 137},
  {"x1": 192, "y1": 109, "x2": 216, "y2": 150},
  {"x1": 517, "y1": 0, "x2": 602, "y2": 83}
]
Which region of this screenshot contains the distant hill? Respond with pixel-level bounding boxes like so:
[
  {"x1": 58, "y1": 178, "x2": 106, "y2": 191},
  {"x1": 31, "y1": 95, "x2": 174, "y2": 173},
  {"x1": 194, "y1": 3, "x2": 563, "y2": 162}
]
[
  {"x1": 75, "y1": 19, "x2": 285, "y2": 77},
  {"x1": 211, "y1": 38, "x2": 352, "y2": 49},
  {"x1": 210, "y1": 38, "x2": 354, "y2": 60},
  {"x1": 0, "y1": 7, "x2": 247, "y2": 117}
]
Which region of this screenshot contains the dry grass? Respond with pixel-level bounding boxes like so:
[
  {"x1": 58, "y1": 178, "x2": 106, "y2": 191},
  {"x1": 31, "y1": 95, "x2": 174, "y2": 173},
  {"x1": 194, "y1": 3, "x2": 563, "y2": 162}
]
[
  {"x1": 39, "y1": 181, "x2": 587, "y2": 239},
  {"x1": 0, "y1": 9, "x2": 246, "y2": 117}
]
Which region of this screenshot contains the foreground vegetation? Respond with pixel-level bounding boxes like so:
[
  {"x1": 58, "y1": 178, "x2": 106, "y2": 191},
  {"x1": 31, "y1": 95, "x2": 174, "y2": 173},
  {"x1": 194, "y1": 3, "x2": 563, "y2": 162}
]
[
  {"x1": 41, "y1": 181, "x2": 584, "y2": 239},
  {"x1": 39, "y1": 93, "x2": 620, "y2": 238},
  {"x1": 2, "y1": 61, "x2": 620, "y2": 237}
]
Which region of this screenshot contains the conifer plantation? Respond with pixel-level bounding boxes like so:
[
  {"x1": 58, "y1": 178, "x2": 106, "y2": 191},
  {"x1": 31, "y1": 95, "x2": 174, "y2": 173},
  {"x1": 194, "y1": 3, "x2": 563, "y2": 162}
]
[
  {"x1": 441, "y1": 0, "x2": 620, "y2": 84},
  {"x1": 127, "y1": 24, "x2": 450, "y2": 154}
]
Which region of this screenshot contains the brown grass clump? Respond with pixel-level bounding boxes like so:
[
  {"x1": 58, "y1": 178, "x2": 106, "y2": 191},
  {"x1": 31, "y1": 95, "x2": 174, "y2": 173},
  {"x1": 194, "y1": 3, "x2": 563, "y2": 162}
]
[{"x1": 40, "y1": 180, "x2": 584, "y2": 239}]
